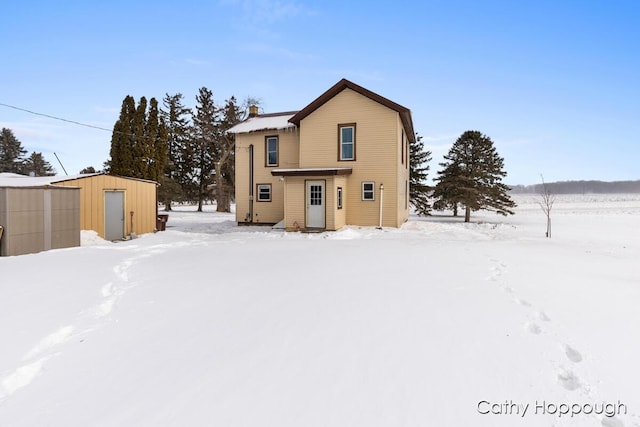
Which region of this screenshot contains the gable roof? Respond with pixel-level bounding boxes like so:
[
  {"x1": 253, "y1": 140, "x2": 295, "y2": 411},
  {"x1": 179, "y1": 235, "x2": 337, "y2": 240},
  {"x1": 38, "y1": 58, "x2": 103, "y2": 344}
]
[
  {"x1": 228, "y1": 111, "x2": 299, "y2": 134},
  {"x1": 288, "y1": 79, "x2": 416, "y2": 142},
  {"x1": 0, "y1": 172, "x2": 99, "y2": 188},
  {"x1": 0, "y1": 172, "x2": 157, "y2": 188}
]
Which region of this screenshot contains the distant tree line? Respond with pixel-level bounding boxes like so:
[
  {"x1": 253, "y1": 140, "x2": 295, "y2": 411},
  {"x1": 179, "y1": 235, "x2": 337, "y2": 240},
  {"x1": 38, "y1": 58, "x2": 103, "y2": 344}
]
[
  {"x1": 0, "y1": 128, "x2": 55, "y2": 176},
  {"x1": 510, "y1": 180, "x2": 640, "y2": 194}
]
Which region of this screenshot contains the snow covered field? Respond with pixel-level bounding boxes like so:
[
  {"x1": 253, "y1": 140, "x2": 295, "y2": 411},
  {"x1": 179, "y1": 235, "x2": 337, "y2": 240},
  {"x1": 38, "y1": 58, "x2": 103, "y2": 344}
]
[{"x1": 1, "y1": 194, "x2": 639, "y2": 427}]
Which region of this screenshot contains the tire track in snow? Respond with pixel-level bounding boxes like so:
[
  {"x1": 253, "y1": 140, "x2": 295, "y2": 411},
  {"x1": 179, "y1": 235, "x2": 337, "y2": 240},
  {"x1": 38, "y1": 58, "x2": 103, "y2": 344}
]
[{"x1": 486, "y1": 257, "x2": 633, "y2": 427}]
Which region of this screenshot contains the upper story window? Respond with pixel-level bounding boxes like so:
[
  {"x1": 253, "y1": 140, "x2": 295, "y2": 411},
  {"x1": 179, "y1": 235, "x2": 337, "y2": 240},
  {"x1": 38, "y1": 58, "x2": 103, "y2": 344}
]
[
  {"x1": 338, "y1": 124, "x2": 356, "y2": 161},
  {"x1": 405, "y1": 135, "x2": 409, "y2": 167},
  {"x1": 401, "y1": 130, "x2": 405, "y2": 165},
  {"x1": 266, "y1": 136, "x2": 278, "y2": 167}
]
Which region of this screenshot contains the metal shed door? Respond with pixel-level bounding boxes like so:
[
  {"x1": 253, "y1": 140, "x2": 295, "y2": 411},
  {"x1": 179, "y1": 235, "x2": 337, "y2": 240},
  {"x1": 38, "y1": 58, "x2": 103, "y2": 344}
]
[{"x1": 105, "y1": 191, "x2": 125, "y2": 240}]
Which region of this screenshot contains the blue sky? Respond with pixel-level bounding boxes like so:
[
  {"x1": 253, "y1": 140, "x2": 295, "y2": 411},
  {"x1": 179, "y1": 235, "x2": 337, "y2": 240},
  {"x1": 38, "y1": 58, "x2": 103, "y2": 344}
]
[{"x1": 1, "y1": 0, "x2": 638, "y2": 184}]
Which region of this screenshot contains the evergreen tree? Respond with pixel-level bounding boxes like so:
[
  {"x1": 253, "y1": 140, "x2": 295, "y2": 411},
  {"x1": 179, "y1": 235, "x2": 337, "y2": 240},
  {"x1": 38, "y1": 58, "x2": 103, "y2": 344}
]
[
  {"x1": 215, "y1": 96, "x2": 243, "y2": 212},
  {"x1": 22, "y1": 152, "x2": 55, "y2": 176},
  {"x1": 131, "y1": 96, "x2": 149, "y2": 178},
  {"x1": 160, "y1": 93, "x2": 192, "y2": 210},
  {"x1": 432, "y1": 160, "x2": 464, "y2": 216},
  {"x1": 433, "y1": 130, "x2": 516, "y2": 222},
  {"x1": 108, "y1": 96, "x2": 168, "y2": 182},
  {"x1": 189, "y1": 87, "x2": 218, "y2": 212},
  {"x1": 108, "y1": 96, "x2": 136, "y2": 175},
  {"x1": 80, "y1": 166, "x2": 97, "y2": 174},
  {"x1": 0, "y1": 128, "x2": 27, "y2": 173},
  {"x1": 146, "y1": 98, "x2": 168, "y2": 182},
  {"x1": 409, "y1": 133, "x2": 432, "y2": 215}
]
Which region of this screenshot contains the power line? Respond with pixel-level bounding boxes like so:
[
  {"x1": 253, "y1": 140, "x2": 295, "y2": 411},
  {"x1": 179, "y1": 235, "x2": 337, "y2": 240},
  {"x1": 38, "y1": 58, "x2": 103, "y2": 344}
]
[
  {"x1": 0, "y1": 102, "x2": 114, "y2": 133},
  {"x1": 0, "y1": 101, "x2": 162, "y2": 141}
]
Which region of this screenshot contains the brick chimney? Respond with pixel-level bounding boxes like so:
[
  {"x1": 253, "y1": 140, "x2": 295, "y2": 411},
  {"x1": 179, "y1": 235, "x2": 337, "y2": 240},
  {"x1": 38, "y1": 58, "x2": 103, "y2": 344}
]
[{"x1": 249, "y1": 105, "x2": 259, "y2": 118}]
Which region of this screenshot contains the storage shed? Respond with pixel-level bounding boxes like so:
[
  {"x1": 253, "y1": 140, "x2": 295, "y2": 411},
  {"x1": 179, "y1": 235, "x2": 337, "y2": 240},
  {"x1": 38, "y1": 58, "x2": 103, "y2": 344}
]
[
  {"x1": 0, "y1": 175, "x2": 81, "y2": 256},
  {"x1": 51, "y1": 173, "x2": 158, "y2": 240},
  {"x1": 0, "y1": 173, "x2": 158, "y2": 248}
]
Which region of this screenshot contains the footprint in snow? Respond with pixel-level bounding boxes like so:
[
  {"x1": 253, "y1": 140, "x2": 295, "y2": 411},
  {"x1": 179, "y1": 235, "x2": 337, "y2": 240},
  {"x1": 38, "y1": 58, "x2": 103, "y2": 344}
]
[
  {"x1": 23, "y1": 325, "x2": 74, "y2": 360},
  {"x1": 535, "y1": 311, "x2": 551, "y2": 321},
  {"x1": 1, "y1": 355, "x2": 52, "y2": 396},
  {"x1": 563, "y1": 344, "x2": 583, "y2": 363},
  {"x1": 525, "y1": 322, "x2": 542, "y2": 335},
  {"x1": 601, "y1": 416, "x2": 625, "y2": 427},
  {"x1": 514, "y1": 297, "x2": 532, "y2": 307},
  {"x1": 101, "y1": 282, "x2": 114, "y2": 297},
  {"x1": 557, "y1": 368, "x2": 581, "y2": 391}
]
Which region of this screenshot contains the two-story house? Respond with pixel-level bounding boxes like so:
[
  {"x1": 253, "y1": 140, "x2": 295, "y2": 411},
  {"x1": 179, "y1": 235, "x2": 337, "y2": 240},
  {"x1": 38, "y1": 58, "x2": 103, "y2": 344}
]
[{"x1": 230, "y1": 78, "x2": 415, "y2": 231}]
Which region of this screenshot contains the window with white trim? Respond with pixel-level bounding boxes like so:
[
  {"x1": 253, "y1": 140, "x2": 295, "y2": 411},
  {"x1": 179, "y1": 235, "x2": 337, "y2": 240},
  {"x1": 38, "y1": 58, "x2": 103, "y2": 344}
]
[
  {"x1": 339, "y1": 124, "x2": 355, "y2": 161},
  {"x1": 362, "y1": 182, "x2": 375, "y2": 201},
  {"x1": 337, "y1": 187, "x2": 343, "y2": 209},
  {"x1": 257, "y1": 184, "x2": 272, "y2": 202},
  {"x1": 266, "y1": 136, "x2": 278, "y2": 167}
]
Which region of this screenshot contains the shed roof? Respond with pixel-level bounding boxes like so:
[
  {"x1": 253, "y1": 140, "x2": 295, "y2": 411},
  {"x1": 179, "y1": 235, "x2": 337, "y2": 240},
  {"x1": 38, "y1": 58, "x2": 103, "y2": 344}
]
[
  {"x1": 0, "y1": 172, "x2": 157, "y2": 188},
  {"x1": 0, "y1": 173, "x2": 92, "y2": 188},
  {"x1": 289, "y1": 79, "x2": 416, "y2": 142},
  {"x1": 228, "y1": 111, "x2": 299, "y2": 134}
]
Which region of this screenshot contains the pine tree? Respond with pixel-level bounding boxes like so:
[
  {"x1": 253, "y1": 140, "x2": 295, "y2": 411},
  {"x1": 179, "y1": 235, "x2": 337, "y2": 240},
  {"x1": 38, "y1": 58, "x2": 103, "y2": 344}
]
[
  {"x1": 22, "y1": 152, "x2": 56, "y2": 176},
  {"x1": 0, "y1": 128, "x2": 27, "y2": 173},
  {"x1": 131, "y1": 96, "x2": 149, "y2": 179},
  {"x1": 108, "y1": 96, "x2": 168, "y2": 182},
  {"x1": 215, "y1": 96, "x2": 243, "y2": 212},
  {"x1": 189, "y1": 87, "x2": 218, "y2": 212},
  {"x1": 108, "y1": 96, "x2": 136, "y2": 176},
  {"x1": 432, "y1": 160, "x2": 464, "y2": 216},
  {"x1": 80, "y1": 166, "x2": 97, "y2": 174},
  {"x1": 160, "y1": 93, "x2": 192, "y2": 210},
  {"x1": 146, "y1": 97, "x2": 168, "y2": 182},
  {"x1": 433, "y1": 130, "x2": 516, "y2": 222},
  {"x1": 409, "y1": 133, "x2": 432, "y2": 215}
]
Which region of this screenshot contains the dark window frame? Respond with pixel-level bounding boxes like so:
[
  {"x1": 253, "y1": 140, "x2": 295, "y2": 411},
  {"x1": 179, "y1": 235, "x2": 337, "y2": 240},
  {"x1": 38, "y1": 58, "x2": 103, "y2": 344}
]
[
  {"x1": 265, "y1": 135, "x2": 279, "y2": 167},
  {"x1": 362, "y1": 181, "x2": 375, "y2": 201},
  {"x1": 337, "y1": 186, "x2": 343, "y2": 209},
  {"x1": 256, "y1": 183, "x2": 272, "y2": 202},
  {"x1": 338, "y1": 123, "x2": 356, "y2": 161},
  {"x1": 401, "y1": 130, "x2": 405, "y2": 165},
  {"x1": 406, "y1": 180, "x2": 409, "y2": 210}
]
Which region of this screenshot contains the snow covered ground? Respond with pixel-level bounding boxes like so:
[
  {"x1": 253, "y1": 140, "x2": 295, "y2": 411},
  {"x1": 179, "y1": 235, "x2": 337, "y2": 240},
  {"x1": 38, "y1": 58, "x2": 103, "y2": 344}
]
[{"x1": 1, "y1": 195, "x2": 639, "y2": 427}]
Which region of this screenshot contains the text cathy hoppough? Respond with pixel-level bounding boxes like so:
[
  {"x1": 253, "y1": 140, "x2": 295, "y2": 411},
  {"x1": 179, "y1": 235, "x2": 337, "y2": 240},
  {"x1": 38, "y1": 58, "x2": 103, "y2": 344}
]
[{"x1": 477, "y1": 400, "x2": 627, "y2": 418}]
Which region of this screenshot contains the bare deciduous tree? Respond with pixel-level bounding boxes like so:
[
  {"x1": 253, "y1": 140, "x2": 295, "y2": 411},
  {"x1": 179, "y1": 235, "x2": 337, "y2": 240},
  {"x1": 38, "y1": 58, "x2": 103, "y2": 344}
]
[{"x1": 538, "y1": 174, "x2": 555, "y2": 238}]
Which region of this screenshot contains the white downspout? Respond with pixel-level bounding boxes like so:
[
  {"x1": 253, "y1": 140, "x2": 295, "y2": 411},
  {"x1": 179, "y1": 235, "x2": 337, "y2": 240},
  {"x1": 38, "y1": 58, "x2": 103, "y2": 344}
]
[{"x1": 378, "y1": 183, "x2": 384, "y2": 229}]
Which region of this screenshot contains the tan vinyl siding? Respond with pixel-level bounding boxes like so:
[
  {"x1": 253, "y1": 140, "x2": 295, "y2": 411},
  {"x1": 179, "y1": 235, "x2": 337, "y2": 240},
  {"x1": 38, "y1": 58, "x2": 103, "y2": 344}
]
[
  {"x1": 396, "y1": 114, "x2": 410, "y2": 226},
  {"x1": 283, "y1": 177, "x2": 305, "y2": 230},
  {"x1": 281, "y1": 176, "x2": 345, "y2": 231},
  {"x1": 233, "y1": 82, "x2": 413, "y2": 230},
  {"x1": 235, "y1": 129, "x2": 299, "y2": 224},
  {"x1": 298, "y1": 88, "x2": 400, "y2": 227},
  {"x1": 333, "y1": 175, "x2": 347, "y2": 230},
  {"x1": 55, "y1": 175, "x2": 157, "y2": 237}
]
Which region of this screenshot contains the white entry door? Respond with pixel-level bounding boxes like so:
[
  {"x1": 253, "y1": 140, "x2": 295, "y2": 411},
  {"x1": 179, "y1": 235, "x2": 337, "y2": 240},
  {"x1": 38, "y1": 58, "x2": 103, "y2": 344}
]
[{"x1": 306, "y1": 180, "x2": 325, "y2": 228}]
